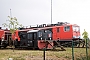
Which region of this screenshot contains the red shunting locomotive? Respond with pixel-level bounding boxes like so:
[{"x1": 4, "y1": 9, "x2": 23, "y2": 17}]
[{"x1": 32, "y1": 22, "x2": 82, "y2": 47}]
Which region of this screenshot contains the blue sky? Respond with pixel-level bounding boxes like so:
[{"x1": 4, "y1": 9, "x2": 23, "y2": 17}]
[{"x1": 0, "y1": 0, "x2": 90, "y2": 38}]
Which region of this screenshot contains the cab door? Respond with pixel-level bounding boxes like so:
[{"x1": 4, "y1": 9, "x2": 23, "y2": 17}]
[
  {"x1": 27, "y1": 33, "x2": 34, "y2": 47},
  {"x1": 33, "y1": 33, "x2": 38, "y2": 48},
  {"x1": 27, "y1": 32, "x2": 37, "y2": 48},
  {"x1": 56, "y1": 27, "x2": 60, "y2": 40}
]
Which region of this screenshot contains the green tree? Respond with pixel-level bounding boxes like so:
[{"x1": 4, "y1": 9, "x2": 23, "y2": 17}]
[
  {"x1": 82, "y1": 29, "x2": 89, "y2": 45},
  {"x1": 2, "y1": 16, "x2": 22, "y2": 52},
  {"x1": 82, "y1": 29, "x2": 89, "y2": 60},
  {"x1": 82, "y1": 29, "x2": 89, "y2": 46},
  {"x1": 82, "y1": 29, "x2": 88, "y2": 39}
]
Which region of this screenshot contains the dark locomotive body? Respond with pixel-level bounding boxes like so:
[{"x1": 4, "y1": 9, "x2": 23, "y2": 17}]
[{"x1": 14, "y1": 29, "x2": 53, "y2": 49}]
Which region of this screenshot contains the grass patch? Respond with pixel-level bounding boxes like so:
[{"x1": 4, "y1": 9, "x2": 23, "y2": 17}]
[
  {"x1": 76, "y1": 56, "x2": 90, "y2": 60},
  {"x1": 0, "y1": 48, "x2": 89, "y2": 60}
]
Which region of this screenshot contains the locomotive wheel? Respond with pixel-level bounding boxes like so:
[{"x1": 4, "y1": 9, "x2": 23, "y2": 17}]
[
  {"x1": 80, "y1": 40, "x2": 85, "y2": 48},
  {"x1": 81, "y1": 41, "x2": 85, "y2": 48},
  {"x1": 14, "y1": 40, "x2": 19, "y2": 48},
  {"x1": 4, "y1": 46, "x2": 7, "y2": 48},
  {"x1": 15, "y1": 45, "x2": 18, "y2": 48},
  {"x1": 77, "y1": 42, "x2": 80, "y2": 48},
  {"x1": 77, "y1": 40, "x2": 85, "y2": 48},
  {"x1": 76, "y1": 40, "x2": 80, "y2": 48}
]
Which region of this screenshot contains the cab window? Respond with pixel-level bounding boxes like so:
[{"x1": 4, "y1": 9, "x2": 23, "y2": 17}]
[
  {"x1": 38, "y1": 32, "x2": 42, "y2": 37},
  {"x1": 48, "y1": 33, "x2": 52, "y2": 37},
  {"x1": 27, "y1": 33, "x2": 32, "y2": 39},
  {"x1": 18, "y1": 31, "x2": 27, "y2": 40},
  {"x1": 64, "y1": 26, "x2": 70, "y2": 31},
  {"x1": 73, "y1": 26, "x2": 80, "y2": 31}
]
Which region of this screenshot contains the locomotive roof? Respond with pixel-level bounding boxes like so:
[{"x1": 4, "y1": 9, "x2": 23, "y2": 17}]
[
  {"x1": 17, "y1": 29, "x2": 33, "y2": 32},
  {"x1": 33, "y1": 26, "x2": 53, "y2": 30},
  {"x1": 16, "y1": 24, "x2": 80, "y2": 31},
  {"x1": 27, "y1": 30, "x2": 39, "y2": 33}
]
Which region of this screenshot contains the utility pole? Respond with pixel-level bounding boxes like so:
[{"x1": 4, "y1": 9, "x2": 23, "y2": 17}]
[
  {"x1": 10, "y1": 9, "x2": 12, "y2": 18},
  {"x1": 51, "y1": 0, "x2": 52, "y2": 24}
]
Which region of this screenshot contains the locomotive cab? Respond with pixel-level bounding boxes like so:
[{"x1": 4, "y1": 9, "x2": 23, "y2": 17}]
[{"x1": 14, "y1": 29, "x2": 53, "y2": 49}]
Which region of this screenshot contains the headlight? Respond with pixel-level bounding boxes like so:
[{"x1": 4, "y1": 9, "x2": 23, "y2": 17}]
[
  {"x1": 73, "y1": 36, "x2": 81, "y2": 39},
  {"x1": 41, "y1": 38, "x2": 42, "y2": 40},
  {"x1": 50, "y1": 38, "x2": 51, "y2": 40},
  {"x1": 2, "y1": 37, "x2": 4, "y2": 41},
  {"x1": 73, "y1": 36, "x2": 75, "y2": 38},
  {"x1": 2, "y1": 39, "x2": 4, "y2": 41}
]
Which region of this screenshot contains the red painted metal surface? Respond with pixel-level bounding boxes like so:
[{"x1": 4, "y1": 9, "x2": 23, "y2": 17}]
[
  {"x1": 38, "y1": 40, "x2": 53, "y2": 49},
  {"x1": 0, "y1": 30, "x2": 4, "y2": 40}
]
